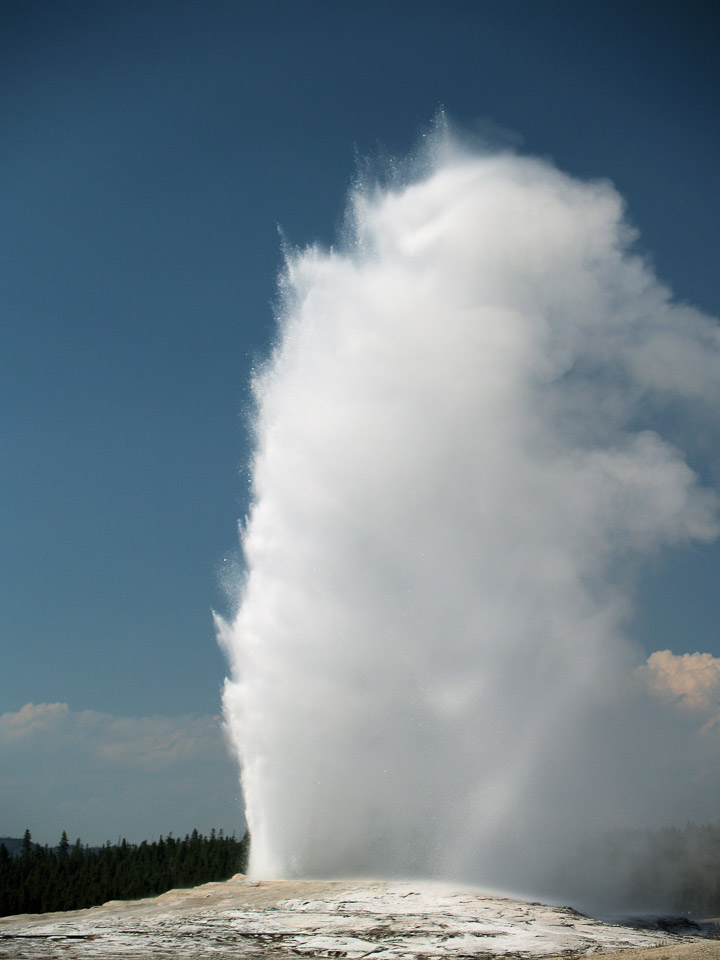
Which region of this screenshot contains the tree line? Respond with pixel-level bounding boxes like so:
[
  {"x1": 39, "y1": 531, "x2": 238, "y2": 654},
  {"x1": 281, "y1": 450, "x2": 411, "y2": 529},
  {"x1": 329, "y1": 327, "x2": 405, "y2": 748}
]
[
  {"x1": 0, "y1": 827, "x2": 249, "y2": 917},
  {"x1": 6, "y1": 820, "x2": 720, "y2": 919},
  {"x1": 553, "y1": 820, "x2": 720, "y2": 916}
]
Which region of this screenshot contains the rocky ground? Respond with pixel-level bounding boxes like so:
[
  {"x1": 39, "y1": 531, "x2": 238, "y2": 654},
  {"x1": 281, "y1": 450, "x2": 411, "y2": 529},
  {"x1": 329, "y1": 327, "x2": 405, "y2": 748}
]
[{"x1": 2, "y1": 876, "x2": 720, "y2": 960}]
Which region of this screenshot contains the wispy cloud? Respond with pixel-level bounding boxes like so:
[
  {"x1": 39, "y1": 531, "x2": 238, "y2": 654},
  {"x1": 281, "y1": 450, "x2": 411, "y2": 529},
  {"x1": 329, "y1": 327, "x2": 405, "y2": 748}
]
[{"x1": 0, "y1": 703, "x2": 244, "y2": 846}]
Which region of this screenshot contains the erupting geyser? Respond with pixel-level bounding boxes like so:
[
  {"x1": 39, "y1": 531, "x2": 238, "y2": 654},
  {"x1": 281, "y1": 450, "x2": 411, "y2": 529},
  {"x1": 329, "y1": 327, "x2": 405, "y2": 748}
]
[{"x1": 218, "y1": 127, "x2": 720, "y2": 901}]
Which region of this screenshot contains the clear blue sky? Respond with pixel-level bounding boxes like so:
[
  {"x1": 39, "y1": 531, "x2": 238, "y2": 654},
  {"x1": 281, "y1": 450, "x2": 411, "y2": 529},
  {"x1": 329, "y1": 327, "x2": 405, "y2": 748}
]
[{"x1": 2, "y1": 0, "x2": 718, "y2": 845}]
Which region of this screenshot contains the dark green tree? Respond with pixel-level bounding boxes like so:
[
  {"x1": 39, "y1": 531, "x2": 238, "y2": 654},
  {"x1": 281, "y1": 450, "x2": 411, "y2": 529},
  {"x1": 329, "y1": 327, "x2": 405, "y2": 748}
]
[
  {"x1": 58, "y1": 831, "x2": 69, "y2": 860},
  {"x1": 1, "y1": 828, "x2": 250, "y2": 917},
  {"x1": 21, "y1": 829, "x2": 32, "y2": 858}
]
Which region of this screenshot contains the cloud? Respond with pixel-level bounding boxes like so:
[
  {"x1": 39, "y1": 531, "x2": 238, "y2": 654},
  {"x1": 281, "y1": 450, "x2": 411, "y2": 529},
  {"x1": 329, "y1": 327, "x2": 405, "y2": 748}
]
[
  {"x1": 0, "y1": 703, "x2": 244, "y2": 845},
  {"x1": 220, "y1": 129, "x2": 720, "y2": 902},
  {"x1": 639, "y1": 650, "x2": 720, "y2": 722},
  {"x1": 0, "y1": 702, "x2": 72, "y2": 741}
]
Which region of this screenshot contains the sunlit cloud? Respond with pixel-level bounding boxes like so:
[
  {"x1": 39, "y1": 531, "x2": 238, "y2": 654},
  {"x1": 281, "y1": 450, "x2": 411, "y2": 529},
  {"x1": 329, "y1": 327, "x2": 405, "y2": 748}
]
[{"x1": 639, "y1": 650, "x2": 720, "y2": 724}]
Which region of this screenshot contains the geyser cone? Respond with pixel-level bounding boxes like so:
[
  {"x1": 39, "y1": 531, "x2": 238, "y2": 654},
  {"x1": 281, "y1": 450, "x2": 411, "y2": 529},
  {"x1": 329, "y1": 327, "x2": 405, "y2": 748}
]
[{"x1": 219, "y1": 132, "x2": 720, "y2": 898}]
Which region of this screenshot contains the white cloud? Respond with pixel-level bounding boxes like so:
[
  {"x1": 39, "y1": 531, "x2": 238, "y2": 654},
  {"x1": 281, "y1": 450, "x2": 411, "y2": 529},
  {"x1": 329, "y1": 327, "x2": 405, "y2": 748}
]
[
  {"x1": 638, "y1": 650, "x2": 720, "y2": 723},
  {"x1": 0, "y1": 703, "x2": 244, "y2": 846},
  {"x1": 220, "y1": 131, "x2": 720, "y2": 899}
]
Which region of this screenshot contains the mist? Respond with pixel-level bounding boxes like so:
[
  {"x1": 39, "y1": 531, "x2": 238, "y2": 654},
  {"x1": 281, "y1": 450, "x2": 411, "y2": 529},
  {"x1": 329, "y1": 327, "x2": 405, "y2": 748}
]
[{"x1": 219, "y1": 127, "x2": 720, "y2": 905}]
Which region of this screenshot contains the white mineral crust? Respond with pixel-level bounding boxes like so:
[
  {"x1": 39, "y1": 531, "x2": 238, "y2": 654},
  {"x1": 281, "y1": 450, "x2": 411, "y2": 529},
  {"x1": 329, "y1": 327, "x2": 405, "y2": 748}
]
[{"x1": 0, "y1": 877, "x2": 713, "y2": 959}]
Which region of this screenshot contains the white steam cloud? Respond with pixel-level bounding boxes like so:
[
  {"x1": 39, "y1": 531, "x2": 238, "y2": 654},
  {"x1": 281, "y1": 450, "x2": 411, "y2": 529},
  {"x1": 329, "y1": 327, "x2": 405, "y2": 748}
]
[{"x1": 219, "y1": 130, "x2": 720, "y2": 901}]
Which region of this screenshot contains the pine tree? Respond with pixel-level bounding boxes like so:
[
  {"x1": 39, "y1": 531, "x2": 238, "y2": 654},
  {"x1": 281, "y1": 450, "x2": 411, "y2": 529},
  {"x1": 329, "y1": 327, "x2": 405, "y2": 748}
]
[
  {"x1": 58, "y1": 831, "x2": 69, "y2": 860},
  {"x1": 21, "y1": 829, "x2": 32, "y2": 858}
]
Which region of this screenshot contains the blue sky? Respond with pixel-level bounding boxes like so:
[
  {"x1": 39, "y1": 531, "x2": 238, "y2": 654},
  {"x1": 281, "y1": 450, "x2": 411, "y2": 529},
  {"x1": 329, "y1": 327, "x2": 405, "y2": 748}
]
[{"x1": 2, "y1": 0, "x2": 718, "y2": 846}]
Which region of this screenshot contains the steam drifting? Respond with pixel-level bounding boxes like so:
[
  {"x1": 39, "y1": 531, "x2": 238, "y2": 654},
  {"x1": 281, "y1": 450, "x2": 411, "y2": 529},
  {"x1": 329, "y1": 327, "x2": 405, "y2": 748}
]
[{"x1": 219, "y1": 131, "x2": 720, "y2": 900}]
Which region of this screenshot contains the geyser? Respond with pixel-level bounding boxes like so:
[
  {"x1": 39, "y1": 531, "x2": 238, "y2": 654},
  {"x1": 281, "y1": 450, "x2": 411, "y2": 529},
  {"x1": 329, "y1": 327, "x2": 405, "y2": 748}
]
[{"x1": 219, "y1": 129, "x2": 720, "y2": 901}]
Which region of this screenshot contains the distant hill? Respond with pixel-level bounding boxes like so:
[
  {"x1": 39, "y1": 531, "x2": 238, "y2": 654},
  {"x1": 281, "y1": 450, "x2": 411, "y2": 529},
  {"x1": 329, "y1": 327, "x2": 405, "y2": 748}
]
[{"x1": 0, "y1": 837, "x2": 30, "y2": 857}]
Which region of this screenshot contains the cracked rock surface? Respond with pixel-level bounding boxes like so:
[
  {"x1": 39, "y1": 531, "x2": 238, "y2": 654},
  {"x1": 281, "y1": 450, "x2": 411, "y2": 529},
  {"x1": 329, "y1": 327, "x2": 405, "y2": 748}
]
[{"x1": 2, "y1": 876, "x2": 719, "y2": 959}]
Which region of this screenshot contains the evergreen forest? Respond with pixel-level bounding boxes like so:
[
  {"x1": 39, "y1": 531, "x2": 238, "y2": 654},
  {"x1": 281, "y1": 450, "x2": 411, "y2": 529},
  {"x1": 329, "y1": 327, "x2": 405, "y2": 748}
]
[
  {"x1": 0, "y1": 828, "x2": 249, "y2": 917},
  {"x1": 563, "y1": 821, "x2": 720, "y2": 916},
  {"x1": 5, "y1": 822, "x2": 720, "y2": 919}
]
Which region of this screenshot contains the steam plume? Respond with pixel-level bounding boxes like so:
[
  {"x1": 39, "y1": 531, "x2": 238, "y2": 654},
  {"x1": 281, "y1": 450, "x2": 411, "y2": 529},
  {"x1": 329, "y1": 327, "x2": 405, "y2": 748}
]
[{"x1": 219, "y1": 130, "x2": 720, "y2": 901}]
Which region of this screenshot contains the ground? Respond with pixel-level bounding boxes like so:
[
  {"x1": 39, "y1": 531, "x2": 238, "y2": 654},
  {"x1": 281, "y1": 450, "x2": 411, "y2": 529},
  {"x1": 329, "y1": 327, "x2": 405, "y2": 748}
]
[{"x1": 2, "y1": 876, "x2": 720, "y2": 959}]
